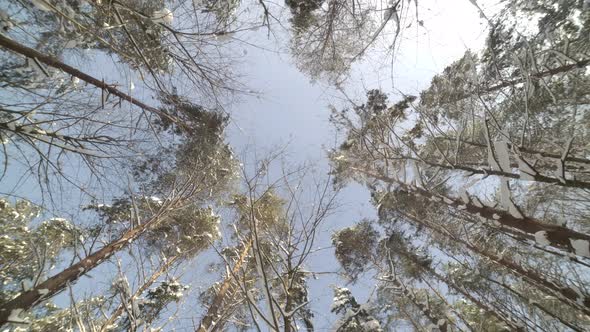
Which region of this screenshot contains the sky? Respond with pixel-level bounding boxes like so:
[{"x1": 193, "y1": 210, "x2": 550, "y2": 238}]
[
  {"x1": 225, "y1": 0, "x2": 494, "y2": 157},
  {"x1": 213, "y1": 0, "x2": 493, "y2": 329}
]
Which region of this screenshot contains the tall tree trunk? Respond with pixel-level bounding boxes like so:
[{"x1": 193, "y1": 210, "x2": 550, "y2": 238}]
[
  {"x1": 0, "y1": 204, "x2": 176, "y2": 327},
  {"x1": 356, "y1": 167, "x2": 590, "y2": 253},
  {"x1": 387, "y1": 276, "x2": 449, "y2": 332},
  {"x1": 434, "y1": 58, "x2": 590, "y2": 106},
  {"x1": 100, "y1": 254, "x2": 182, "y2": 331},
  {"x1": 402, "y1": 155, "x2": 590, "y2": 190},
  {"x1": 0, "y1": 34, "x2": 178, "y2": 125},
  {"x1": 398, "y1": 210, "x2": 590, "y2": 316},
  {"x1": 437, "y1": 137, "x2": 590, "y2": 166},
  {"x1": 388, "y1": 245, "x2": 524, "y2": 331},
  {"x1": 197, "y1": 238, "x2": 253, "y2": 332}
]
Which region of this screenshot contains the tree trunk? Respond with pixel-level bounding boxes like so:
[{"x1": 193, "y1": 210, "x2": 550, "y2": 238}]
[
  {"x1": 399, "y1": 210, "x2": 590, "y2": 316},
  {"x1": 357, "y1": 167, "x2": 590, "y2": 253},
  {"x1": 0, "y1": 206, "x2": 174, "y2": 327},
  {"x1": 386, "y1": 275, "x2": 449, "y2": 331},
  {"x1": 0, "y1": 34, "x2": 178, "y2": 125},
  {"x1": 437, "y1": 137, "x2": 590, "y2": 166},
  {"x1": 197, "y1": 238, "x2": 253, "y2": 332},
  {"x1": 432, "y1": 58, "x2": 590, "y2": 106},
  {"x1": 412, "y1": 156, "x2": 590, "y2": 190},
  {"x1": 100, "y1": 254, "x2": 182, "y2": 331},
  {"x1": 390, "y1": 246, "x2": 523, "y2": 331}
]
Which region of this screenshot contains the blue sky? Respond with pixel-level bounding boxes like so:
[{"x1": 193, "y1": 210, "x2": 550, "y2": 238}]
[{"x1": 212, "y1": 0, "x2": 492, "y2": 329}]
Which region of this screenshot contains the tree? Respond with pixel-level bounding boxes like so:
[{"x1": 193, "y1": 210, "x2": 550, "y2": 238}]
[
  {"x1": 100, "y1": 253, "x2": 183, "y2": 331},
  {"x1": 328, "y1": 1, "x2": 590, "y2": 330},
  {"x1": 0, "y1": 197, "x2": 112, "y2": 331},
  {"x1": 0, "y1": 198, "x2": 83, "y2": 304},
  {"x1": 331, "y1": 287, "x2": 382, "y2": 331},
  {"x1": 196, "y1": 238, "x2": 252, "y2": 332},
  {"x1": 332, "y1": 220, "x2": 379, "y2": 282},
  {"x1": 3, "y1": 0, "x2": 590, "y2": 330},
  {"x1": 0, "y1": 1, "x2": 243, "y2": 327},
  {"x1": 289, "y1": 0, "x2": 414, "y2": 82},
  {"x1": 195, "y1": 157, "x2": 339, "y2": 331},
  {"x1": 0, "y1": 0, "x2": 253, "y2": 202},
  {"x1": 0, "y1": 102, "x2": 237, "y2": 327},
  {"x1": 1, "y1": 0, "x2": 244, "y2": 99}
]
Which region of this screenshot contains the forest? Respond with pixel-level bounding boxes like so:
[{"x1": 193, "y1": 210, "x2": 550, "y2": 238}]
[{"x1": 0, "y1": 0, "x2": 589, "y2": 331}]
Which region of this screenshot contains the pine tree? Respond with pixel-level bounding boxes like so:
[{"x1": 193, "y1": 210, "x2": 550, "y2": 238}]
[
  {"x1": 329, "y1": 0, "x2": 590, "y2": 330},
  {"x1": 196, "y1": 160, "x2": 337, "y2": 331}
]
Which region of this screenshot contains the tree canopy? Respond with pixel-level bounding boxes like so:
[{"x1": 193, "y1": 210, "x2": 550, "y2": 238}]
[{"x1": 1, "y1": 0, "x2": 589, "y2": 331}]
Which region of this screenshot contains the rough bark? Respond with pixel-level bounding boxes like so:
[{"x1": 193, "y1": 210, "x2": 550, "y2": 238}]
[
  {"x1": 197, "y1": 238, "x2": 253, "y2": 332},
  {"x1": 389, "y1": 246, "x2": 523, "y2": 331},
  {"x1": 0, "y1": 207, "x2": 173, "y2": 327},
  {"x1": 100, "y1": 255, "x2": 182, "y2": 331},
  {"x1": 398, "y1": 211, "x2": 590, "y2": 316},
  {"x1": 356, "y1": 168, "x2": 590, "y2": 253},
  {"x1": 428, "y1": 58, "x2": 590, "y2": 107},
  {"x1": 0, "y1": 34, "x2": 179, "y2": 125}
]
